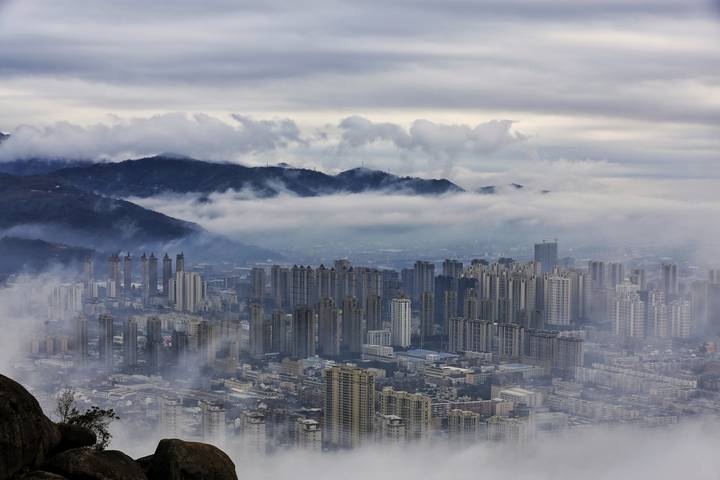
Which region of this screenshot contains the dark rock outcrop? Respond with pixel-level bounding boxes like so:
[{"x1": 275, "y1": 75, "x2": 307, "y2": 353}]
[
  {"x1": 43, "y1": 448, "x2": 147, "y2": 480},
  {"x1": 19, "y1": 472, "x2": 68, "y2": 480},
  {"x1": 0, "y1": 374, "x2": 238, "y2": 480},
  {"x1": 53, "y1": 424, "x2": 97, "y2": 453},
  {"x1": 0, "y1": 375, "x2": 61, "y2": 480},
  {"x1": 141, "y1": 439, "x2": 238, "y2": 480}
]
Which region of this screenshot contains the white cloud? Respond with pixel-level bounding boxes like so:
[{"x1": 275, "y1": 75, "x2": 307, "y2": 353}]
[{"x1": 0, "y1": 113, "x2": 303, "y2": 162}]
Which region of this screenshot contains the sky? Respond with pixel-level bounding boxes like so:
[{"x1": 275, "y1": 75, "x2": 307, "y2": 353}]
[{"x1": 0, "y1": 0, "x2": 719, "y2": 256}]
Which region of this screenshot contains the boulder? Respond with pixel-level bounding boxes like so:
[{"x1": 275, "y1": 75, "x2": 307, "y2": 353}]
[
  {"x1": 42, "y1": 448, "x2": 147, "y2": 480},
  {"x1": 142, "y1": 439, "x2": 237, "y2": 480},
  {"x1": 52, "y1": 424, "x2": 97, "y2": 453},
  {"x1": 0, "y1": 374, "x2": 61, "y2": 480}
]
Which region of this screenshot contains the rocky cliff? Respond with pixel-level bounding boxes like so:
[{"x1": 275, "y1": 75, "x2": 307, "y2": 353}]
[{"x1": 0, "y1": 374, "x2": 238, "y2": 480}]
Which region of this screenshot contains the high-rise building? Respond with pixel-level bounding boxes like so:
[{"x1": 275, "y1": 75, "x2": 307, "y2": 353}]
[
  {"x1": 442, "y1": 289, "x2": 458, "y2": 335},
  {"x1": 661, "y1": 263, "x2": 678, "y2": 296},
  {"x1": 342, "y1": 296, "x2": 364, "y2": 354},
  {"x1": 318, "y1": 298, "x2": 340, "y2": 356},
  {"x1": 108, "y1": 254, "x2": 121, "y2": 298},
  {"x1": 271, "y1": 310, "x2": 291, "y2": 355},
  {"x1": 175, "y1": 252, "x2": 185, "y2": 273},
  {"x1": 291, "y1": 265, "x2": 313, "y2": 308},
  {"x1": 670, "y1": 300, "x2": 692, "y2": 338},
  {"x1": 448, "y1": 409, "x2": 480, "y2": 443},
  {"x1": 448, "y1": 317, "x2": 465, "y2": 353},
  {"x1": 391, "y1": 296, "x2": 412, "y2": 348},
  {"x1": 374, "y1": 414, "x2": 406, "y2": 444},
  {"x1": 146, "y1": 316, "x2": 163, "y2": 375},
  {"x1": 554, "y1": 335, "x2": 584, "y2": 374},
  {"x1": 140, "y1": 254, "x2": 149, "y2": 300},
  {"x1": 123, "y1": 254, "x2": 132, "y2": 297},
  {"x1": 200, "y1": 400, "x2": 225, "y2": 444},
  {"x1": 240, "y1": 411, "x2": 267, "y2": 455},
  {"x1": 413, "y1": 261, "x2": 435, "y2": 302},
  {"x1": 73, "y1": 315, "x2": 88, "y2": 366},
  {"x1": 442, "y1": 259, "x2": 464, "y2": 279},
  {"x1": 148, "y1": 253, "x2": 158, "y2": 297},
  {"x1": 629, "y1": 268, "x2": 646, "y2": 290},
  {"x1": 98, "y1": 314, "x2": 113, "y2": 370},
  {"x1": 250, "y1": 267, "x2": 265, "y2": 302},
  {"x1": 249, "y1": 302, "x2": 265, "y2": 359},
  {"x1": 465, "y1": 319, "x2": 492, "y2": 353},
  {"x1": 162, "y1": 254, "x2": 172, "y2": 297},
  {"x1": 534, "y1": 241, "x2": 558, "y2": 274},
  {"x1": 171, "y1": 328, "x2": 189, "y2": 369},
  {"x1": 365, "y1": 294, "x2": 382, "y2": 332},
  {"x1": 380, "y1": 387, "x2": 432, "y2": 441},
  {"x1": 295, "y1": 418, "x2": 322, "y2": 452},
  {"x1": 419, "y1": 291, "x2": 435, "y2": 344},
  {"x1": 171, "y1": 271, "x2": 206, "y2": 313},
  {"x1": 83, "y1": 256, "x2": 94, "y2": 297},
  {"x1": 366, "y1": 329, "x2": 392, "y2": 346},
  {"x1": 159, "y1": 397, "x2": 183, "y2": 437},
  {"x1": 292, "y1": 306, "x2": 315, "y2": 359},
  {"x1": 498, "y1": 323, "x2": 523, "y2": 359},
  {"x1": 323, "y1": 365, "x2": 375, "y2": 449},
  {"x1": 607, "y1": 262, "x2": 625, "y2": 288},
  {"x1": 612, "y1": 283, "x2": 645, "y2": 338},
  {"x1": 544, "y1": 274, "x2": 571, "y2": 326},
  {"x1": 123, "y1": 318, "x2": 138, "y2": 368}
]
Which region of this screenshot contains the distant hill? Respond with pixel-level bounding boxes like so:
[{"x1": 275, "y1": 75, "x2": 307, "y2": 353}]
[
  {"x1": 0, "y1": 236, "x2": 92, "y2": 275},
  {"x1": 0, "y1": 158, "x2": 93, "y2": 176},
  {"x1": 44, "y1": 156, "x2": 465, "y2": 198},
  {"x1": 0, "y1": 173, "x2": 198, "y2": 249},
  {"x1": 0, "y1": 173, "x2": 279, "y2": 266}
]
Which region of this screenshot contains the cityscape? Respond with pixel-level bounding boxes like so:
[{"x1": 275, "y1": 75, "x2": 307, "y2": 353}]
[
  {"x1": 6, "y1": 240, "x2": 720, "y2": 458},
  {"x1": 0, "y1": 0, "x2": 719, "y2": 479}
]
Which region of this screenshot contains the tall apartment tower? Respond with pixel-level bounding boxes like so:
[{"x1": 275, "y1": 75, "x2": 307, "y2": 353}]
[
  {"x1": 449, "y1": 317, "x2": 465, "y2": 353},
  {"x1": 123, "y1": 254, "x2": 132, "y2": 296},
  {"x1": 162, "y1": 254, "x2": 173, "y2": 297},
  {"x1": 123, "y1": 317, "x2": 138, "y2": 368},
  {"x1": 612, "y1": 283, "x2": 645, "y2": 338},
  {"x1": 159, "y1": 397, "x2": 183, "y2": 437},
  {"x1": 607, "y1": 262, "x2": 625, "y2": 288},
  {"x1": 365, "y1": 294, "x2": 383, "y2": 332},
  {"x1": 419, "y1": 291, "x2": 435, "y2": 344},
  {"x1": 175, "y1": 252, "x2": 185, "y2": 273},
  {"x1": 295, "y1": 418, "x2": 322, "y2": 452},
  {"x1": 391, "y1": 296, "x2": 412, "y2": 348},
  {"x1": 413, "y1": 261, "x2": 435, "y2": 302},
  {"x1": 140, "y1": 254, "x2": 149, "y2": 300},
  {"x1": 148, "y1": 253, "x2": 158, "y2": 297},
  {"x1": 250, "y1": 267, "x2": 265, "y2": 302},
  {"x1": 544, "y1": 274, "x2": 571, "y2": 326},
  {"x1": 73, "y1": 315, "x2": 88, "y2": 366},
  {"x1": 98, "y1": 314, "x2": 113, "y2": 370},
  {"x1": 271, "y1": 310, "x2": 291, "y2": 355},
  {"x1": 292, "y1": 306, "x2": 316, "y2": 359},
  {"x1": 146, "y1": 316, "x2": 163, "y2": 375},
  {"x1": 108, "y1": 254, "x2": 121, "y2": 298},
  {"x1": 249, "y1": 302, "x2": 265, "y2": 360},
  {"x1": 534, "y1": 241, "x2": 558, "y2": 274},
  {"x1": 442, "y1": 259, "x2": 464, "y2": 279},
  {"x1": 342, "y1": 296, "x2": 364, "y2": 354},
  {"x1": 323, "y1": 365, "x2": 375, "y2": 449},
  {"x1": 200, "y1": 400, "x2": 225, "y2": 445},
  {"x1": 661, "y1": 263, "x2": 679, "y2": 296},
  {"x1": 83, "y1": 256, "x2": 94, "y2": 297},
  {"x1": 380, "y1": 387, "x2": 432, "y2": 441},
  {"x1": 318, "y1": 297, "x2": 341, "y2": 356}
]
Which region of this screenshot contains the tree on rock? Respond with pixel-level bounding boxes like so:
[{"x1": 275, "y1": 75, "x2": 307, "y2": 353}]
[{"x1": 55, "y1": 387, "x2": 119, "y2": 450}]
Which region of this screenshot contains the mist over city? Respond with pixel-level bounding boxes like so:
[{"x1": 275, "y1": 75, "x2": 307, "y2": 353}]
[{"x1": 0, "y1": 1, "x2": 719, "y2": 480}]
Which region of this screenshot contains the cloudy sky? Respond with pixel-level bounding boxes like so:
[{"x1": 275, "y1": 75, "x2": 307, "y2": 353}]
[{"x1": 0, "y1": 0, "x2": 719, "y2": 255}]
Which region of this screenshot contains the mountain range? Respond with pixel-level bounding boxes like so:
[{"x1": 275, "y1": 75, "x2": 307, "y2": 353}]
[
  {"x1": 0, "y1": 153, "x2": 543, "y2": 273},
  {"x1": 40, "y1": 156, "x2": 464, "y2": 198}
]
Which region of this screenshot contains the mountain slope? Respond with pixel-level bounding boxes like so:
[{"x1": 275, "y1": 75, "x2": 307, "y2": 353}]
[
  {"x1": 0, "y1": 173, "x2": 198, "y2": 248},
  {"x1": 47, "y1": 156, "x2": 465, "y2": 198}
]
